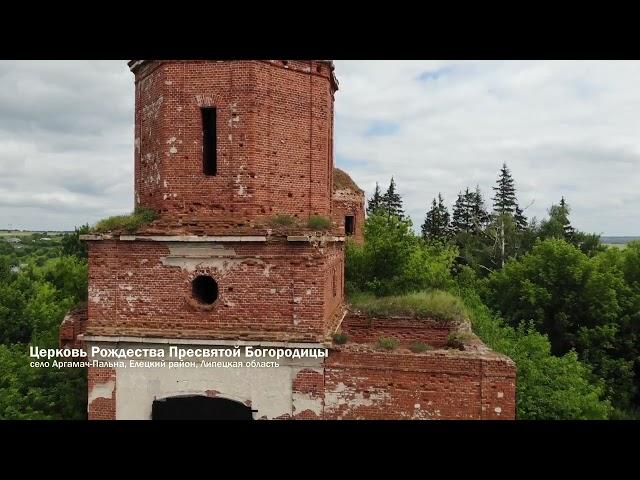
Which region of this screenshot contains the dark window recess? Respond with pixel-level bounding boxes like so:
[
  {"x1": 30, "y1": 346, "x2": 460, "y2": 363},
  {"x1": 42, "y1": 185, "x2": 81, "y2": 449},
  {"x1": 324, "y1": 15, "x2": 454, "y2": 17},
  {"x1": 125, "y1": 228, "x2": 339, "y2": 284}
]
[
  {"x1": 201, "y1": 108, "x2": 217, "y2": 175},
  {"x1": 332, "y1": 269, "x2": 337, "y2": 297},
  {"x1": 345, "y1": 216, "x2": 355, "y2": 236},
  {"x1": 192, "y1": 275, "x2": 218, "y2": 304}
]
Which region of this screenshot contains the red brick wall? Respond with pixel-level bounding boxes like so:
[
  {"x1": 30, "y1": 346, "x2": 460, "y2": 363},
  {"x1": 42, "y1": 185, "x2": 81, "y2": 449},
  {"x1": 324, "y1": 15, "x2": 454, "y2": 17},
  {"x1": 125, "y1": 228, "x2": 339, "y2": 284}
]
[
  {"x1": 341, "y1": 314, "x2": 453, "y2": 349},
  {"x1": 332, "y1": 189, "x2": 365, "y2": 245},
  {"x1": 292, "y1": 368, "x2": 324, "y2": 419},
  {"x1": 132, "y1": 60, "x2": 336, "y2": 221},
  {"x1": 322, "y1": 242, "x2": 345, "y2": 334},
  {"x1": 324, "y1": 350, "x2": 516, "y2": 420},
  {"x1": 87, "y1": 367, "x2": 116, "y2": 420},
  {"x1": 59, "y1": 307, "x2": 88, "y2": 349},
  {"x1": 86, "y1": 239, "x2": 344, "y2": 342}
]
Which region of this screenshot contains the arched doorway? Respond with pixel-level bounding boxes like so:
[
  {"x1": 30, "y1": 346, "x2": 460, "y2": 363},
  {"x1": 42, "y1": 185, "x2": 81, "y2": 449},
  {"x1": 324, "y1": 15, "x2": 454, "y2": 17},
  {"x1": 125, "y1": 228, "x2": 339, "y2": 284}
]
[{"x1": 152, "y1": 395, "x2": 253, "y2": 420}]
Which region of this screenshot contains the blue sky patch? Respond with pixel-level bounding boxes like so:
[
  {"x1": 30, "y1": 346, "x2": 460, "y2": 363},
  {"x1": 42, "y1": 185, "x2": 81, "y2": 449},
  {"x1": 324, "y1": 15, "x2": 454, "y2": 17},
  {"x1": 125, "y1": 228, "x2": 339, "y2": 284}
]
[
  {"x1": 364, "y1": 120, "x2": 400, "y2": 137},
  {"x1": 417, "y1": 65, "x2": 457, "y2": 83}
]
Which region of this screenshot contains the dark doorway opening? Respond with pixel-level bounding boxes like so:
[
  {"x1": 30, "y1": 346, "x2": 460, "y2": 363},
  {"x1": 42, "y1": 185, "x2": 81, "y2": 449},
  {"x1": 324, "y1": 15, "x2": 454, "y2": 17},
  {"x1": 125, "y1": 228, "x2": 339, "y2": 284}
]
[
  {"x1": 152, "y1": 396, "x2": 253, "y2": 420},
  {"x1": 345, "y1": 215, "x2": 355, "y2": 236}
]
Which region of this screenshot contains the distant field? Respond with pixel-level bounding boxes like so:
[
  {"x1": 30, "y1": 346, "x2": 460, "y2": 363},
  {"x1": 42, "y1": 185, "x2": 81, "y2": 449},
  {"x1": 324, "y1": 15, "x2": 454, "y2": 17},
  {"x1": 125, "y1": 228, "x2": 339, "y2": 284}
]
[
  {"x1": 601, "y1": 236, "x2": 640, "y2": 245},
  {"x1": 0, "y1": 231, "x2": 68, "y2": 237}
]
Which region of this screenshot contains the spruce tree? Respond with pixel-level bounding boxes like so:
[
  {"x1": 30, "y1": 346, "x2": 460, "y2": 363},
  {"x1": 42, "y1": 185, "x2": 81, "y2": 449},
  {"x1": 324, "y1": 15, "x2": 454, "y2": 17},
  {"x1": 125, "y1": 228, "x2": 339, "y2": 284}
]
[
  {"x1": 542, "y1": 197, "x2": 575, "y2": 241},
  {"x1": 382, "y1": 177, "x2": 405, "y2": 219},
  {"x1": 367, "y1": 182, "x2": 383, "y2": 215},
  {"x1": 421, "y1": 193, "x2": 450, "y2": 241},
  {"x1": 469, "y1": 185, "x2": 490, "y2": 230},
  {"x1": 492, "y1": 163, "x2": 518, "y2": 215},
  {"x1": 514, "y1": 205, "x2": 528, "y2": 231},
  {"x1": 559, "y1": 197, "x2": 575, "y2": 240},
  {"x1": 451, "y1": 189, "x2": 472, "y2": 234}
]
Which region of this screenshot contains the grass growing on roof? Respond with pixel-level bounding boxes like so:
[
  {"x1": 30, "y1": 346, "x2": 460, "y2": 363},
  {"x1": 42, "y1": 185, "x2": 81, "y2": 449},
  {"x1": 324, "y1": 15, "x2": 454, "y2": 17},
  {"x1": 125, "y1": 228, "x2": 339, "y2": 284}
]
[
  {"x1": 93, "y1": 208, "x2": 158, "y2": 233},
  {"x1": 268, "y1": 214, "x2": 298, "y2": 227},
  {"x1": 377, "y1": 336, "x2": 399, "y2": 350},
  {"x1": 307, "y1": 215, "x2": 332, "y2": 230},
  {"x1": 348, "y1": 290, "x2": 467, "y2": 324}
]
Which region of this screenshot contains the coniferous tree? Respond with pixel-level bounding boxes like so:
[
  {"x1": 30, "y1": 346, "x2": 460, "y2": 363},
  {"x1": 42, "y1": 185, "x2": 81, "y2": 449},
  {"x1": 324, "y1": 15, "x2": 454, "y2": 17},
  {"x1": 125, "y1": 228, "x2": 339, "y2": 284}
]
[
  {"x1": 514, "y1": 205, "x2": 528, "y2": 231},
  {"x1": 492, "y1": 163, "x2": 518, "y2": 215},
  {"x1": 421, "y1": 193, "x2": 450, "y2": 242},
  {"x1": 382, "y1": 177, "x2": 405, "y2": 219},
  {"x1": 451, "y1": 189, "x2": 472, "y2": 234},
  {"x1": 469, "y1": 185, "x2": 490, "y2": 231},
  {"x1": 540, "y1": 197, "x2": 575, "y2": 242},
  {"x1": 490, "y1": 163, "x2": 529, "y2": 266},
  {"x1": 367, "y1": 183, "x2": 383, "y2": 215},
  {"x1": 559, "y1": 197, "x2": 576, "y2": 240}
]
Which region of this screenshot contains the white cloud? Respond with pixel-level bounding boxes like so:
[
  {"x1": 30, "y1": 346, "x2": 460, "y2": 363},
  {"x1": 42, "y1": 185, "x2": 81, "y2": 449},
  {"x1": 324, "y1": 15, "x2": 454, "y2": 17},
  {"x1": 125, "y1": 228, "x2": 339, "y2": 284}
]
[
  {"x1": 334, "y1": 60, "x2": 640, "y2": 236},
  {"x1": 0, "y1": 60, "x2": 638, "y2": 235}
]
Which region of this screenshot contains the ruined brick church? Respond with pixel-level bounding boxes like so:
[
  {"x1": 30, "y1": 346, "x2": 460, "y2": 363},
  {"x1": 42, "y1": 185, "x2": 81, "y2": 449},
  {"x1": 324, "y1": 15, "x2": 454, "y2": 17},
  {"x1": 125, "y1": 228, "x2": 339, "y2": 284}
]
[{"x1": 60, "y1": 60, "x2": 515, "y2": 420}]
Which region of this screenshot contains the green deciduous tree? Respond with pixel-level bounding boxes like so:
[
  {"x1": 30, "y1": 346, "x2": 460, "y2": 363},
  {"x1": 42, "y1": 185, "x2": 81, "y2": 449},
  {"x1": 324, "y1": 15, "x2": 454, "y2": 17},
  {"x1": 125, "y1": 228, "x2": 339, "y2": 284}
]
[
  {"x1": 482, "y1": 238, "x2": 640, "y2": 413},
  {"x1": 346, "y1": 212, "x2": 456, "y2": 296},
  {"x1": 459, "y1": 288, "x2": 612, "y2": 419},
  {"x1": 61, "y1": 224, "x2": 90, "y2": 260}
]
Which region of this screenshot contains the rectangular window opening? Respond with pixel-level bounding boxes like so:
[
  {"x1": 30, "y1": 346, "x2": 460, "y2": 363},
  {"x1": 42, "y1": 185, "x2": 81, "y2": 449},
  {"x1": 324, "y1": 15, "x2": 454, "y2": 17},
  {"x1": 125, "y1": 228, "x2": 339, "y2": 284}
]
[
  {"x1": 202, "y1": 108, "x2": 217, "y2": 176},
  {"x1": 345, "y1": 215, "x2": 355, "y2": 236}
]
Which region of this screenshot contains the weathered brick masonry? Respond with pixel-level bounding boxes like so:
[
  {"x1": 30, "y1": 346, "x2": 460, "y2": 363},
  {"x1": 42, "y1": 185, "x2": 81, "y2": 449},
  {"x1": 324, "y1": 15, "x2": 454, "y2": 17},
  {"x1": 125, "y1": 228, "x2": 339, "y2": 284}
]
[{"x1": 64, "y1": 60, "x2": 515, "y2": 420}]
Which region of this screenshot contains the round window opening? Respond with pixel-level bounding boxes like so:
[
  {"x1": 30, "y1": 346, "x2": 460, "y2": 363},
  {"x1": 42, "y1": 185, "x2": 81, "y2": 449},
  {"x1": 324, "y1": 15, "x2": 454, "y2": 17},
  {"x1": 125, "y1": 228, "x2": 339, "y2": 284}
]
[{"x1": 192, "y1": 275, "x2": 218, "y2": 305}]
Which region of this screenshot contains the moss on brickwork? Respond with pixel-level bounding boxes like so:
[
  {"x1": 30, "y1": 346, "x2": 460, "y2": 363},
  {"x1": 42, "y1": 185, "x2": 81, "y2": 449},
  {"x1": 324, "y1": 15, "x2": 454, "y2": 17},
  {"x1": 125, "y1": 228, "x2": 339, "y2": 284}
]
[
  {"x1": 332, "y1": 332, "x2": 349, "y2": 344},
  {"x1": 447, "y1": 331, "x2": 475, "y2": 350},
  {"x1": 333, "y1": 167, "x2": 363, "y2": 192},
  {"x1": 348, "y1": 290, "x2": 467, "y2": 324},
  {"x1": 409, "y1": 341, "x2": 432, "y2": 353},
  {"x1": 92, "y1": 207, "x2": 158, "y2": 233}
]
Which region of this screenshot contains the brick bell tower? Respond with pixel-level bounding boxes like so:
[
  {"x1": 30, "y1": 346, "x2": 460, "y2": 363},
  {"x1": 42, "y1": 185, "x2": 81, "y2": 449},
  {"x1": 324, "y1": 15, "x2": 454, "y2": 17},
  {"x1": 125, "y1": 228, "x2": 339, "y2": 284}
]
[
  {"x1": 61, "y1": 60, "x2": 516, "y2": 421},
  {"x1": 72, "y1": 60, "x2": 352, "y2": 420}
]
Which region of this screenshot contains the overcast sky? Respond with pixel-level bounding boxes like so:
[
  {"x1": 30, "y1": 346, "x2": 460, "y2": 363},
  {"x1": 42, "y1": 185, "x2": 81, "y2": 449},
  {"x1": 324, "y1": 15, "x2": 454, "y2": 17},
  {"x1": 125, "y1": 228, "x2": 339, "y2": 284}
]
[{"x1": 1, "y1": 60, "x2": 638, "y2": 235}]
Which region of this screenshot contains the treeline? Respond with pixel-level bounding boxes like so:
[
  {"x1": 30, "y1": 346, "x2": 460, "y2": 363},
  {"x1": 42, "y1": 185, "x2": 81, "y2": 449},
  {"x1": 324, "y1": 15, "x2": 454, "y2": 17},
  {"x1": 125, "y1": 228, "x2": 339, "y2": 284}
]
[
  {"x1": 0, "y1": 232, "x2": 88, "y2": 419},
  {"x1": 349, "y1": 164, "x2": 640, "y2": 419}
]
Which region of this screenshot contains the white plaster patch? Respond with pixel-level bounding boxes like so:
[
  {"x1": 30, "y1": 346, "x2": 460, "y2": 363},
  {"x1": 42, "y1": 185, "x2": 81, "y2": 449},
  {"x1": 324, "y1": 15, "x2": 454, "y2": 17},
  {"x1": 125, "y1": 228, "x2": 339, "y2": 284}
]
[
  {"x1": 88, "y1": 380, "x2": 115, "y2": 405},
  {"x1": 112, "y1": 342, "x2": 322, "y2": 420},
  {"x1": 160, "y1": 243, "x2": 272, "y2": 275},
  {"x1": 88, "y1": 287, "x2": 104, "y2": 304},
  {"x1": 262, "y1": 264, "x2": 273, "y2": 277},
  {"x1": 494, "y1": 407, "x2": 502, "y2": 414},
  {"x1": 497, "y1": 392, "x2": 504, "y2": 398},
  {"x1": 292, "y1": 393, "x2": 322, "y2": 416},
  {"x1": 324, "y1": 382, "x2": 391, "y2": 409}
]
